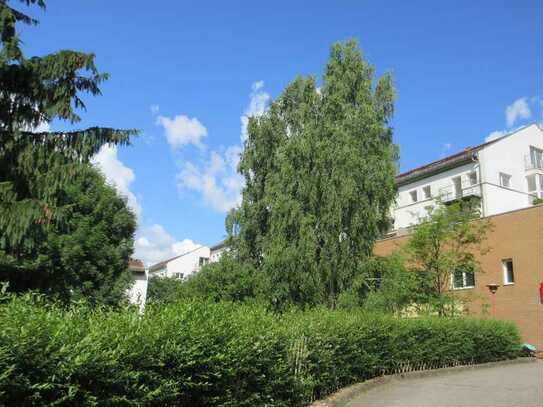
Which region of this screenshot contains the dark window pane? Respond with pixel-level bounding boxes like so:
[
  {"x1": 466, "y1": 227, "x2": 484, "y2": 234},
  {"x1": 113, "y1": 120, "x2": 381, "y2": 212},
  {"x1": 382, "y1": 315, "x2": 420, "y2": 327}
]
[{"x1": 465, "y1": 271, "x2": 475, "y2": 287}]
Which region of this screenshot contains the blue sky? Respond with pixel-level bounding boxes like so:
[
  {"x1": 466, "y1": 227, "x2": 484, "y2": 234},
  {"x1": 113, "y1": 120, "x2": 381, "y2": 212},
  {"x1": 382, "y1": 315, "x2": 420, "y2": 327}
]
[{"x1": 20, "y1": 1, "x2": 543, "y2": 264}]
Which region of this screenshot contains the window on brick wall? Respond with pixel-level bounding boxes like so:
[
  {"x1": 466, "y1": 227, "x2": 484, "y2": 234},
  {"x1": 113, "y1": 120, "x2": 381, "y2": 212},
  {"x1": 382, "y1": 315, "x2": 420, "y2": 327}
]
[
  {"x1": 451, "y1": 267, "x2": 475, "y2": 289},
  {"x1": 502, "y1": 259, "x2": 515, "y2": 285}
]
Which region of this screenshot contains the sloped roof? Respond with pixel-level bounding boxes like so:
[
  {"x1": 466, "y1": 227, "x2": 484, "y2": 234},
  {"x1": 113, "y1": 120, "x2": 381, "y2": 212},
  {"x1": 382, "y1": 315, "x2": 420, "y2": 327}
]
[
  {"x1": 210, "y1": 239, "x2": 227, "y2": 251},
  {"x1": 128, "y1": 258, "x2": 145, "y2": 273},
  {"x1": 396, "y1": 138, "x2": 503, "y2": 186},
  {"x1": 396, "y1": 124, "x2": 540, "y2": 186}
]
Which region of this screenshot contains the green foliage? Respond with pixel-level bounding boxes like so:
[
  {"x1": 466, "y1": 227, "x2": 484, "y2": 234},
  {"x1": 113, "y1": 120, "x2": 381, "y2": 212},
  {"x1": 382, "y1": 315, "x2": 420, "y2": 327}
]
[
  {"x1": 0, "y1": 165, "x2": 136, "y2": 304},
  {"x1": 147, "y1": 254, "x2": 259, "y2": 304},
  {"x1": 0, "y1": 295, "x2": 521, "y2": 406},
  {"x1": 354, "y1": 254, "x2": 424, "y2": 313},
  {"x1": 532, "y1": 197, "x2": 543, "y2": 205},
  {"x1": 146, "y1": 276, "x2": 187, "y2": 304},
  {"x1": 404, "y1": 201, "x2": 492, "y2": 316},
  {"x1": 232, "y1": 40, "x2": 398, "y2": 309},
  {"x1": 1, "y1": 0, "x2": 136, "y2": 250}
]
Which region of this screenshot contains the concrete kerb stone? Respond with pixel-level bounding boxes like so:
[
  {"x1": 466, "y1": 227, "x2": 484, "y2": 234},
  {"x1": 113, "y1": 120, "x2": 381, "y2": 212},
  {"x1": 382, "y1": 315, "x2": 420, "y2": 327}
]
[{"x1": 310, "y1": 357, "x2": 536, "y2": 407}]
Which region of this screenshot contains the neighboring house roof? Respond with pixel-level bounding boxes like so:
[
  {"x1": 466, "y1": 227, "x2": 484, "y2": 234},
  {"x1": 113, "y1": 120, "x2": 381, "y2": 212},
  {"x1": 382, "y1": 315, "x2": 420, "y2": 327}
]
[
  {"x1": 128, "y1": 258, "x2": 146, "y2": 273},
  {"x1": 396, "y1": 124, "x2": 539, "y2": 187},
  {"x1": 148, "y1": 245, "x2": 208, "y2": 273},
  {"x1": 210, "y1": 239, "x2": 227, "y2": 252}
]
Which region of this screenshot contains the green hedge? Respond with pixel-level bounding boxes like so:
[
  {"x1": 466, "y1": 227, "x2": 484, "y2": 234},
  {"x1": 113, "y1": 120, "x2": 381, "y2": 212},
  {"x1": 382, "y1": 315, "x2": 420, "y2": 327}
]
[{"x1": 0, "y1": 296, "x2": 520, "y2": 406}]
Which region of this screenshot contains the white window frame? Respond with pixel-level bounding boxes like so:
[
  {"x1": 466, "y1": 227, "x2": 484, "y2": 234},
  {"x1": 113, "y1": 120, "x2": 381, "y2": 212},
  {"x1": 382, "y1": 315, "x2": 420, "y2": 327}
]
[
  {"x1": 422, "y1": 185, "x2": 431, "y2": 200},
  {"x1": 409, "y1": 190, "x2": 418, "y2": 203},
  {"x1": 527, "y1": 174, "x2": 543, "y2": 199},
  {"x1": 499, "y1": 172, "x2": 512, "y2": 188},
  {"x1": 468, "y1": 171, "x2": 478, "y2": 186},
  {"x1": 530, "y1": 146, "x2": 543, "y2": 170},
  {"x1": 502, "y1": 259, "x2": 515, "y2": 285},
  {"x1": 451, "y1": 269, "x2": 475, "y2": 290}
]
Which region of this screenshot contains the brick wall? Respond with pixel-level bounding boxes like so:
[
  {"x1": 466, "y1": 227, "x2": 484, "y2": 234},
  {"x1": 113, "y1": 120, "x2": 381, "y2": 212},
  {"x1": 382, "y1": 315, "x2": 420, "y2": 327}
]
[{"x1": 374, "y1": 204, "x2": 543, "y2": 349}]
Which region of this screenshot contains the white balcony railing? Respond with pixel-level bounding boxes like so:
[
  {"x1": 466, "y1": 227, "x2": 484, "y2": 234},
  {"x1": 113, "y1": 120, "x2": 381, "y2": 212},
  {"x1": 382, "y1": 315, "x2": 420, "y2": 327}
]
[
  {"x1": 439, "y1": 181, "x2": 482, "y2": 203},
  {"x1": 525, "y1": 154, "x2": 543, "y2": 171}
]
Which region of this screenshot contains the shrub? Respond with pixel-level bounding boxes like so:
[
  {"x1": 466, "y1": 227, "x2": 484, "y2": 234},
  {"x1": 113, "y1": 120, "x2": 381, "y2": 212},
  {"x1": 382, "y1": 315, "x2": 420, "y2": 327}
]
[{"x1": 0, "y1": 295, "x2": 520, "y2": 406}]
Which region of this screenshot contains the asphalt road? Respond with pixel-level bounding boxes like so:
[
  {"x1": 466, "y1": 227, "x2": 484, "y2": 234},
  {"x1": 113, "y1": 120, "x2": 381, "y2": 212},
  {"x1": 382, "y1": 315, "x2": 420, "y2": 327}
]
[{"x1": 346, "y1": 361, "x2": 543, "y2": 407}]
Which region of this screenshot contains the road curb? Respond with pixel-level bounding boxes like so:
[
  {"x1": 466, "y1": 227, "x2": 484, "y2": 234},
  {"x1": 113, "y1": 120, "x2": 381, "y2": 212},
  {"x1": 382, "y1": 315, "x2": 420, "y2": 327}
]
[{"x1": 310, "y1": 357, "x2": 536, "y2": 407}]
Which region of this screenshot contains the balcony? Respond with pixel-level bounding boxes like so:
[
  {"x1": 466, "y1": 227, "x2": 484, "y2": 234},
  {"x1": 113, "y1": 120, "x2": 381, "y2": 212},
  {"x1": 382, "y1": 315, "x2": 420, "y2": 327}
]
[
  {"x1": 439, "y1": 181, "x2": 482, "y2": 203},
  {"x1": 524, "y1": 154, "x2": 543, "y2": 171}
]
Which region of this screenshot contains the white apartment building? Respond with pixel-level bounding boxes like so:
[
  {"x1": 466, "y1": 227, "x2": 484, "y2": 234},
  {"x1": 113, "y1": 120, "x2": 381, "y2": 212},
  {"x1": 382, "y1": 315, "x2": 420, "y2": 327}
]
[
  {"x1": 149, "y1": 245, "x2": 211, "y2": 279},
  {"x1": 209, "y1": 239, "x2": 227, "y2": 263},
  {"x1": 393, "y1": 124, "x2": 543, "y2": 231}
]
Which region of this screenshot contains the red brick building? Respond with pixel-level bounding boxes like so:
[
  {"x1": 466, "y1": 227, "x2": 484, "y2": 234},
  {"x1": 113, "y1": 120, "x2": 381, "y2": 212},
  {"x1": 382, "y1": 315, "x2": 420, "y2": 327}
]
[{"x1": 374, "y1": 204, "x2": 543, "y2": 349}]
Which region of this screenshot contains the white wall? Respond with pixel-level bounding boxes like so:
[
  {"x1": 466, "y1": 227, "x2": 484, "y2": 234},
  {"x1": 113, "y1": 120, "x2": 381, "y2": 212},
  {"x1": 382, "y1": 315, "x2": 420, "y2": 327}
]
[
  {"x1": 127, "y1": 271, "x2": 148, "y2": 313},
  {"x1": 161, "y1": 246, "x2": 211, "y2": 279},
  {"x1": 478, "y1": 124, "x2": 543, "y2": 216},
  {"x1": 210, "y1": 246, "x2": 226, "y2": 263},
  {"x1": 392, "y1": 124, "x2": 543, "y2": 230},
  {"x1": 394, "y1": 162, "x2": 479, "y2": 229}
]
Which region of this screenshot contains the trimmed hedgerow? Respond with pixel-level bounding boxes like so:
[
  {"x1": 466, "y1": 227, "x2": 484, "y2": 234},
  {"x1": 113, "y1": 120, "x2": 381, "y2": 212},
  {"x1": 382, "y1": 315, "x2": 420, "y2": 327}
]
[{"x1": 0, "y1": 296, "x2": 520, "y2": 406}]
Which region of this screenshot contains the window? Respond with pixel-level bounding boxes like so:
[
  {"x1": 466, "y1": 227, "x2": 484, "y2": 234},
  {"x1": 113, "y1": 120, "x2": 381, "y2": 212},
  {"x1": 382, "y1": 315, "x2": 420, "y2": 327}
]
[
  {"x1": 468, "y1": 171, "x2": 478, "y2": 186},
  {"x1": 530, "y1": 146, "x2": 543, "y2": 170},
  {"x1": 502, "y1": 259, "x2": 514, "y2": 285},
  {"x1": 452, "y1": 267, "x2": 475, "y2": 289},
  {"x1": 527, "y1": 174, "x2": 543, "y2": 202},
  {"x1": 452, "y1": 176, "x2": 462, "y2": 198},
  {"x1": 409, "y1": 190, "x2": 418, "y2": 203},
  {"x1": 199, "y1": 257, "x2": 209, "y2": 267},
  {"x1": 173, "y1": 272, "x2": 184, "y2": 279},
  {"x1": 499, "y1": 172, "x2": 511, "y2": 188},
  {"x1": 423, "y1": 185, "x2": 431, "y2": 199}
]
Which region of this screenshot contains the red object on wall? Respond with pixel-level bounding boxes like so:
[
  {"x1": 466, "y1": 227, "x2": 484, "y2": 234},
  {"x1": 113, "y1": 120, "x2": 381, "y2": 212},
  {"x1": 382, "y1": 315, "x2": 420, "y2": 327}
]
[{"x1": 539, "y1": 282, "x2": 543, "y2": 304}]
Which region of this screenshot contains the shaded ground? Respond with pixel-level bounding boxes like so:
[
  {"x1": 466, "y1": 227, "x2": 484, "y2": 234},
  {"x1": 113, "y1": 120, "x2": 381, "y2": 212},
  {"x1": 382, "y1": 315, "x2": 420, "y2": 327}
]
[{"x1": 346, "y1": 361, "x2": 543, "y2": 407}]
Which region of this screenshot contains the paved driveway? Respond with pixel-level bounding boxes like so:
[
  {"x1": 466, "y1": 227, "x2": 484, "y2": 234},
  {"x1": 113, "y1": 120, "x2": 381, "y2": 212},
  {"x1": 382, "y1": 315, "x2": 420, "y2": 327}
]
[{"x1": 346, "y1": 361, "x2": 543, "y2": 407}]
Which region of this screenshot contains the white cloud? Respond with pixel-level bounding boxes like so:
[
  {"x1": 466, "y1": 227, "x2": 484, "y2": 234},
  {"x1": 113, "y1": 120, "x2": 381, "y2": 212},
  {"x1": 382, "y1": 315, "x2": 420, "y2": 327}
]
[
  {"x1": 156, "y1": 114, "x2": 207, "y2": 149},
  {"x1": 92, "y1": 144, "x2": 142, "y2": 218},
  {"x1": 134, "y1": 224, "x2": 200, "y2": 266},
  {"x1": 240, "y1": 80, "x2": 270, "y2": 142},
  {"x1": 150, "y1": 104, "x2": 160, "y2": 115},
  {"x1": 178, "y1": 145, "x2": 243, "y2": 213},
  {"x1": 506, "y1": 97, "x2": 531, "y2": 128},
  {"x1": 177, "y1": 81, "x2": 270, "y2": 212}
]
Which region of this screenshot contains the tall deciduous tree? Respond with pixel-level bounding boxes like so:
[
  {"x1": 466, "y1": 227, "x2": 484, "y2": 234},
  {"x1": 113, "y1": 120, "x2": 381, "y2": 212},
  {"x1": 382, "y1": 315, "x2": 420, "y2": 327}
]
[
  {"x1": 232, "y1": 40, "x2": 398, "y2": 309},
  {"x1": 405, "y1": 201, "x2": 492, "y2": 316}
]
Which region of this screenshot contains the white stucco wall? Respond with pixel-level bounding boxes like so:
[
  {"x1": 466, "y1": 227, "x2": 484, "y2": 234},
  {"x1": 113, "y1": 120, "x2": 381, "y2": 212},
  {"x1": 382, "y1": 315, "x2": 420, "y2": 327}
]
[
  {"x1": 394, "y1": 162, "x2": 480, "y2": 229},
  {"x1": 154, "y1": 246, "x2": 211, "y2": 279},
  {"x1": 210, "y1": 246, "x2": 226, "y2": 263},
  {"x1": 478, "y1": 124, "x2": 543, "y2": 216},
  {"x1": 127, "y1": 271, "x2": 148, "y2": 312},
  {"x1": 392, "y1": 124, "x2": 543, "y2": 230}
]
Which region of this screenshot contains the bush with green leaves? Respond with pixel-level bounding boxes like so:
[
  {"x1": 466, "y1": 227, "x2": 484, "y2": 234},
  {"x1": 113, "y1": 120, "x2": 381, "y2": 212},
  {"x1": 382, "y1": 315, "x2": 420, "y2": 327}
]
[
  {"x1": 0, "y1": 294, "x2": 521, "y2": 406},
  {"x1": 147, "y1": 254, "x2": 259, "y2": 305}
]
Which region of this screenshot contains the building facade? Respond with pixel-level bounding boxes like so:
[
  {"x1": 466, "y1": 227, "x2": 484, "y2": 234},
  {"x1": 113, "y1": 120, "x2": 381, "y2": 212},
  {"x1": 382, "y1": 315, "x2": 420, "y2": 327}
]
[
  {"x1": 375, "y1": 204, "x2": 543, "y2": 349},
  {"x1": 393, "y1": 124, "x2": 543, "y2": 231},
  {"x1": 148, "y1": 246, "x2": 211, "y2": 279}
]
